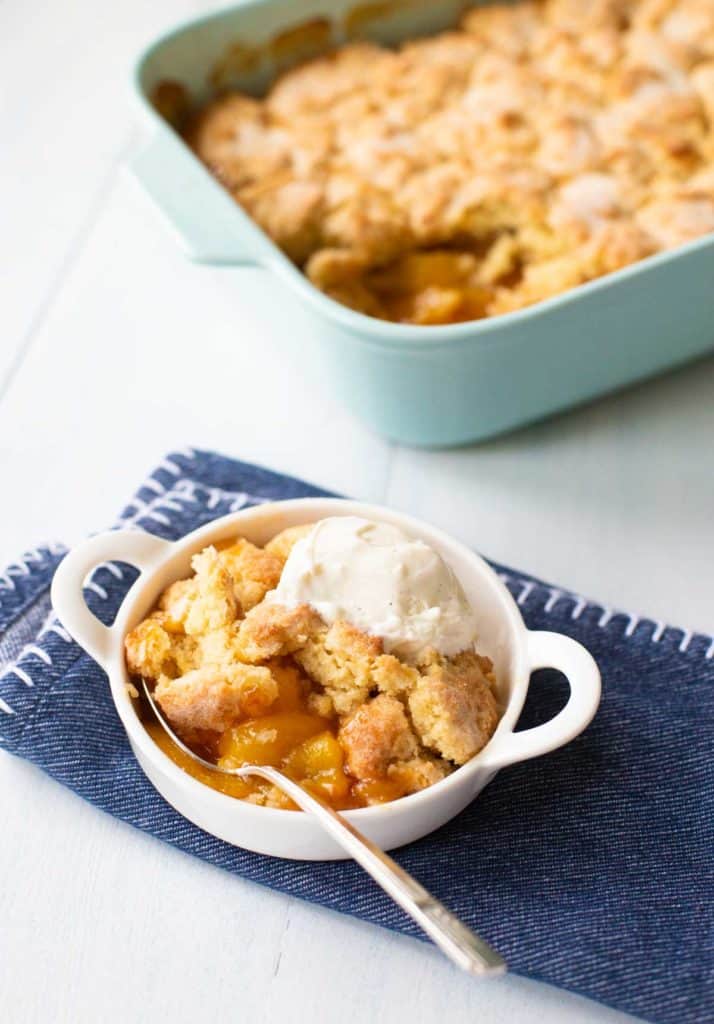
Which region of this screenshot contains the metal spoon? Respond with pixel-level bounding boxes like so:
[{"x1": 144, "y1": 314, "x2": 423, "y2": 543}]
[{"x1": 142, "y1": 679, "x2": 506, "y2": 977}]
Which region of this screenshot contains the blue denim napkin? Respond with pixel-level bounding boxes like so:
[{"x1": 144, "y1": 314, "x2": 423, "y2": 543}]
[{"x1": 1, "y1": 449, "x2": 712, "y2": 1024}]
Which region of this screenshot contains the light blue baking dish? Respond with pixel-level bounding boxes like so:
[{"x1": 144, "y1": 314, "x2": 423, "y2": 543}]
[{"x1": 131, "y1": 0, "x2": 714, "y2": 447}]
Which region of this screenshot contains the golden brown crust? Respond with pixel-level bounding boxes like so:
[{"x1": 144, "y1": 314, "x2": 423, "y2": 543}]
[
  {"x1": 185, "y1": 547, "x2": 239, "y2": 634},
  {"x1": 125, "y1": 617, "x2": 173, "y2": 680},
  {"x1": 157, "y1": 578, "x2": 199, "y2": 632},
  {"x1": 408, "y1": 651, "x2": 500, "y2": 764},
  {"x1": 338, "y1": 694, "x2": 418, "y2": 781},
  {"x1": 296, "y1": 619, "x2": 382, "y2": 716},
  {"x1": 387, "y1": 756, "x2": 451, "y2": 794},
  {"x1": 154, "y1": 663, "x2": 278, "y2": 734},
  {"x1": 216, "y1": 538, "x2": 283, "y2": 612},
  {"x1": 186, "y1": 0, "x2": 714, "y2": 324},
  {"x1": 263, "y1": 523, "x2": 316, "y2": 562},
  {"x1": 125, "y1": 614, "x2": 198, "y2": 681},
  {"x1": 236, "y1": 601, "x2": 324, "y2": 662}
]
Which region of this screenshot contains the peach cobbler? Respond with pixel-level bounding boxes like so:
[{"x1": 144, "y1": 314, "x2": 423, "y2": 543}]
[
  {"x1": 125, "y1": 517, "x2": 500, "y2": 810},
  {"x1": 171, "y1": 0, "x2": 714, "y2": 325}
]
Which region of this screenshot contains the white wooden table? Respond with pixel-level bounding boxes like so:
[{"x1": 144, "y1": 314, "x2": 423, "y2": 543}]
[{"x1": 2, "y1": 3, "x2": 712, "y2": 1022}]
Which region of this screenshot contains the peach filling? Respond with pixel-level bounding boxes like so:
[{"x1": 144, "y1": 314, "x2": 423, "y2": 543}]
[{"x1": 141, "y1": 662, "x2": 402, "y2": 811}]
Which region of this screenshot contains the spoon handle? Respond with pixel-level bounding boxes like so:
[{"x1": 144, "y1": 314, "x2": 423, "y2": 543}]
[{"x1": 241, "y1": 765, "x2": 506, "y2": 977}]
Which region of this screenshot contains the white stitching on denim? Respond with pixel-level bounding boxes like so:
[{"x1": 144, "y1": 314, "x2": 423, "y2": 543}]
[
  {"x1": 624, "y1": 615, "x2": 639, "y2": 637},
  {"x1": 118, "y1": 493, "x2": 172, "y2": 528},
  {"x1": 96, "y1": 562, "x2": 124, "y2": 580},
  {"x1": 517, "y1": 580, "x2": 535, "y2": 605},
  {"x1": 651, "y1": 621, "x2": 666, "y2": 643},
  {"x1": 0, "y1": 546, "x2": 67, "y2": 601},
  {"x1": 499, "y1": 571, "x2": 712, "y2": 653},
  {"x1": 1, "y1": 612, "x2": 73, "y2": 702},
  {"x1": 119, "y1": 497, "x2": 174, "y2": 527},
  {"x1": 0, "y1": 665, "x2": 33, "y2": 687},
  {"x1": 84, "y1": 580, "x2": 108, "y2": 600},
  {"x1": 0, "y1": 634, "x2": 57, "y2": 699},
  {"x1": 172, "y1": 490, "x2": 199, "y2": 504},
  {"x1": 7, "y1": 564, "x2": 31, "y2": 578},
  {"x1": 170, "y1": 478, "x2": 251, "y2": 514},
  {"x1": 143, "y1": 478, "x2": 166, "y2": 496},
  {"x1": 38, "y1": 611, "x2": 72, "y2": 643},
  {"x1": 78, "y1": 476, "x2": 249, "y2": 618},
  {"x1": 160, "y1": 459, "x2": 181, "y2": 476},
  {"x1": 0, "y1": 476, "x2": 251, "y2": 695},
  {"x1": 146, "y1": 511, "x2": 172, "y2": 525},
  {"x1": 25, "y1": 645, "x2": 52, "y2": 666},
  {"x1": 598, "y1": 607, "x2": 614, "y2": 628}
]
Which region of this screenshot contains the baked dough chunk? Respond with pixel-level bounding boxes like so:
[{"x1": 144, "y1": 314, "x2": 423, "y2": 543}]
[
  {"x1": 387, "y1": 756, "x2": 451, "y2": 794},
  {"x1": 263, "y1": 523, "x2": 316, "y2": 562},
  {"x1": 236, "y1": 602, "x2": 418, "y2": 711},
  {"x1": 235, "y1": 601, "x2": 324, "y2": 662},
  {"x1": 154, "y1": 663, "x2": 278, "y2": 734},
  {"x1": 124, "y1": 614, "x2": 198, "y2": 681},
  {"x1": 372, "y1": 654, "x2": 420, "y2": 699},
  {"x1": 125, "y1": 616, "x2": 174, "y2": 680},
  {"x1": 139, "y1": 546, "x2": 240, "y2": 646},
  {"x1": 339, "y1": 694, "x2": 418, "y2": 780},
  {"x1": 409, "y1": 650, "x2": 499, "y2": 764},
  {"x1": 157, "y1": 578, "x2": 200, "y2": 632},
  {"x1": 217, "y1": 538, "x2": 283, "y2": 612},
  {"x1": 297, "y1": 619, "x2": 380, "y2": 716},
  {"x1": 267, "y1": 43, "x2": 398, "y2": 121},
  {"x1": 184, "y1": 547, "x2": 239, "y2": 634}
]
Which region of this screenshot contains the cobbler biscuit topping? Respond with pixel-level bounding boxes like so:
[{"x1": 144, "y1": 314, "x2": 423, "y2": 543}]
[
  {"x1": 181, "y1": 0, "x2": 714, "y2": 324},
  {"x1": 126, "y1": 519, "x2": 500, "y2": 810}
]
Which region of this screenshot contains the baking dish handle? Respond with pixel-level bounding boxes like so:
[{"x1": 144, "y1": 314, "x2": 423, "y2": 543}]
[
  {"x1": 480, "y1": 631, "x2": 601, "y2": 769},
  {"x1": 128, "y1": 131, "x2": 271, "y2": 266},
  {"x1": 51, "y1": 530, "x2": 172, "y2": 670}
]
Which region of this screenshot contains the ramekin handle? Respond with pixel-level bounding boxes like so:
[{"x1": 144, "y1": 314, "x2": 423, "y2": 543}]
[
  {"x1": 50, "y1": 530, "x2": 172, "y2": 669},
  {"x1": 481, "y1": 631, "x2": 601, "y2": 768},
  {"x1": 128, "y1": 130, "x2": 271, "y2": 265}
]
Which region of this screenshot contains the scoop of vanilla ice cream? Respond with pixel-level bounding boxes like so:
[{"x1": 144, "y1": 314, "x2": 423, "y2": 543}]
[{"x1": 270, "y1": 516, "x2": 477, "y2": 658}]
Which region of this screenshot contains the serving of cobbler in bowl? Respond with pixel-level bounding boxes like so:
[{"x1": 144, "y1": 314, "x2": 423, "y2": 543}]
[
  {"x1": 51, "y1": 499, "x2": 600, "y2": 859},
  {"x1": 125, "y1": 517, "x2": 501, "y2": 812}
]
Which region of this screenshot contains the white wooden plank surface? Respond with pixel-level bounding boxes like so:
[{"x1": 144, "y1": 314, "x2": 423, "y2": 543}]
[
  {"x1": 0, "y1": 0, "x2": 200, "y2": 386},
  {"x1": 1, "y1": 3, "x2": 712, "y2": 1023}
]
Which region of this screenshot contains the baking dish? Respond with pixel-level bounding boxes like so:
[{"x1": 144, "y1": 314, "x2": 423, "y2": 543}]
[
  {"x1": 130, "y1": 0, "x2": 714, "y2": 448},
  {"x1": 50, "y1": 498, "x2": 601, "y2": 860}
]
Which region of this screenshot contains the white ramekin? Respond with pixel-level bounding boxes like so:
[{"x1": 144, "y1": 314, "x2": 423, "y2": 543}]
[{"x1": 51, "y1": 499, "x2": 601, "y2": 861}]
